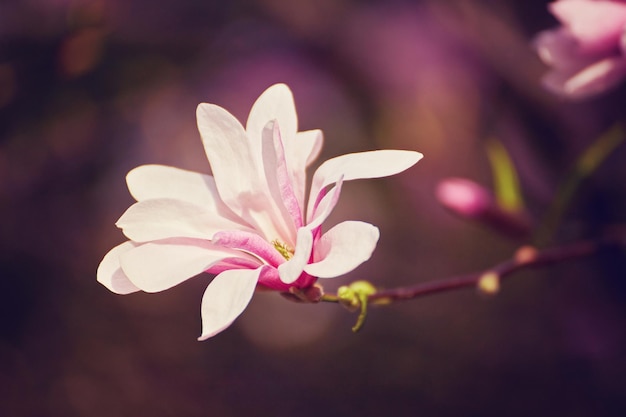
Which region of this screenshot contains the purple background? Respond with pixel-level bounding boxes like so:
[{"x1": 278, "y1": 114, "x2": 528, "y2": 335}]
[{"x1": 1, "y1": 0, "x2": 625, "y2": 416}]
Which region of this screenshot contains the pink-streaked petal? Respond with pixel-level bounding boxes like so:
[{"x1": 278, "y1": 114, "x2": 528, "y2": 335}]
[
  {"x1": 212, "y1": 230, "x2": 285, "y2": 267},
  {"x1": 246, "y1": 84, "x2": 298, "y2": 146},
  {"x1": 543, "y1": 56, "x2": 626, "y2": 99},
  {"x1": 198, "y1": 267, "x2": 261, "y2": 341},
  {"x1": 97, "y1": 241, "x2": 141, "y2": 294},
  {"x1": 262, "y1": 120, "x2": 303, "y2": 229},
  {"x1": 277, "y1": 227, "x2": 314, "y2": 284},
  {"x1": 197, "y1": 103, "x2": 292, "y2": 243},
  {"x1": 308, "y1": 179, "x2": 343, "y2": 230},
  {"x1": 304, "y1": 221, "x2": 380, "y2": 278},
  {"x1": 307, "y1": 150, "x2": 422, "y2": 220},
  {"x1": 205, "y1": 257, "x2": 262, "y2": 275},
  {"x1": 246, "y1": 85, "x2": 306, "y2": 223},
  {"x1": 534, "y1": 29, "x2": 594, "y2": 69},
  {"x1": 550, "y1": 0, "x2": 626, "y2": 54},
  {"x1": 256, "y1": 266, "x2": 290, "y2": 291},
  {"x1": 116, "y1": 198, "x2": 250, "y2": 243},
  {"x1": 120, "y1": 238, "x2": 241, "y2": 293}
]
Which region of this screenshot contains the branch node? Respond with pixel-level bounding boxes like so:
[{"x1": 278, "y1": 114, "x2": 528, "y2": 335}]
[
  {"x1": 477, "y1": 272, "x2": 500, "y2": 295},
  {"x1": 514, "y1": 245, "x2": 539, "y2": 264}
]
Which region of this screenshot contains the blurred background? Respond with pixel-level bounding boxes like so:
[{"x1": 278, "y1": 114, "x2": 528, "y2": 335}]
[{"x1": 1, "y1": 0, "x2": 625, "y2": 416}]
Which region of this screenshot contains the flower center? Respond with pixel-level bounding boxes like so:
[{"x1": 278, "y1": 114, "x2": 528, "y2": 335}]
[{"x1": 272, "y1": 239, "x2": 294, "y2": 260}]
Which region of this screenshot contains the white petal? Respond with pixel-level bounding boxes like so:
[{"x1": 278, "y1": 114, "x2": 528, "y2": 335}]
[
  {"x1": 296, "y1": 129, "x2": 324, "y2": 167},
  {"x1": 304, "y1": 221, "x2": 380, "y2": 278},
  {"x1": 127, "y1": 165, "x2": 224, "y2": 208},
  {"x1": 290, "y1": 129, "x2": 324, "y2": 211},
  {"x1": 246, "y1": 84, "x2": 298, "y2": 145},
  {"x1": 197, "y1": 102, "x2": 257, "y2": 196},
  {"x1": 246, "y1": 86, "x2": 322, "y2": 232},
  {"x1": 197, "y1": 103, "x2": 290, "y2": 241},
  {"x1": 120, "y1": 238, "x2": 244, "y2": 293},
  {"x1": 198, "y1": 268, "x2": 260, "y2": 340},
  {"x1": 307, "y1": 150, "x2": 423, "y2": 218},
  {"x1": 277, "y1": 227, "x2": 314, "y2": 284},
  {"x1": 307, "y1": 180, "x2": 343, "y2": 230},
  {"x1": 97, "y1": 241, "x2": 141, "y2": 294},
  {"x1": 116, "y1": 198, "x2": 250, "y2": 242}
]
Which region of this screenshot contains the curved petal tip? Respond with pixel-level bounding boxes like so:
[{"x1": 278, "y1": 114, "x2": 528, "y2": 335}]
[{"x1": 198, "y1": 268, "x2": 260, "y2": 341}]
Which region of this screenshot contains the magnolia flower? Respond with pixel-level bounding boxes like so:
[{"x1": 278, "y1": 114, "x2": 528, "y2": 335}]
[
  {"x1": 534, "y1": 0, "x2": 626, "y2": 99},
  {"x1": 97, "y1": 84, "x2": 422, "y2": 340}
]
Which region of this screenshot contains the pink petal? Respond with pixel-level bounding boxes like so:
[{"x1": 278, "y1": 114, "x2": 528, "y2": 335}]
[
  {"x1": 543, "y1": 56, "x2": 626, "y2": 99},
  {"x1": 256, "y1": 265, "x2": 291, "y2": 291},
  {"x1": 307, "y1": 150, "x2": 423, "y2": 219},
  {"x1": 120, "y1": 238, "x2": 245, "y2": 293},
  {"x1": 304, "y1": 221, "x2": 380, "y2": 278},
  {"x1": 534, "y1": 29, "x2": 593, "y2": 70},
  {"x1": 198, "y1": 267, "x2": 261, "y2": 340},
  {"x1": 262, "y1": 120, "x2": 303, "y2": 228},
  {"x1": 308, "y1": 179, "x2": 343, "y2": 229},
  {"x1": 96, "y1": 241, "x2": 141, "y2": 294},
  {"x1": 550, "y1": 0, "x2": 626, "y2": 54},
  {"x1": 117, "y1": 198, "x2": 250, "y2": 242},
  {"x1": 205, "y1": 257, "x2": 263, "y2": 275},
  {"x1": 277, "y1": 227, "x2": 314, "y2": 284},
  {"x1": 212, "y1": 230, "x2": 285, "y2": 267}
]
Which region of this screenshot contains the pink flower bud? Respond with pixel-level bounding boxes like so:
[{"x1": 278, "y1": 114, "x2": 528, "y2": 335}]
[{"x1": 436, "y1": 178, "x2": 532, "y2": 238}]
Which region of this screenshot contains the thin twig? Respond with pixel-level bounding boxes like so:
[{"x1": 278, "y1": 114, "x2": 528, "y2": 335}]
[
  {"x1": 368, "y1": 232, "x2": 624, "y2": 303},
  {"x1": 364, "y1": 229, "x2": 625, "y2": 303}
]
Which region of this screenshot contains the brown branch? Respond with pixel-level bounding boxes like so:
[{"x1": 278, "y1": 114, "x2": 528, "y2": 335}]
[{"x1": 366, "y1": 229, "x2": 625, "y2": 304}]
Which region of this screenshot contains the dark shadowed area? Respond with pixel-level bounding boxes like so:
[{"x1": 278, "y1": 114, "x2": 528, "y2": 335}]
[{"x1": 1, "y1": 0, "x2": 625, "y2": 416}]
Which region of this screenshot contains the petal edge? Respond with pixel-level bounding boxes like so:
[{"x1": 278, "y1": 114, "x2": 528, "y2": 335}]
[
  {"x1": 304, "y1": 221, "x2": 380, "y2": 278},
  {"x1": 198, "y1": 268, "x2": 260, "y2": 340}
]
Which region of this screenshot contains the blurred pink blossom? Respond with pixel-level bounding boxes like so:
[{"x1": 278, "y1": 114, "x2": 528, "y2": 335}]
[
  {"x1": 534, "y1": 0, "x2": 626, "y2": 99},
  {"x1": 436, "y1": 178, "x2": 531, "y2": 238},
  {"x1": 97, "y1": 84, "x2": 422, "y2": 340}
]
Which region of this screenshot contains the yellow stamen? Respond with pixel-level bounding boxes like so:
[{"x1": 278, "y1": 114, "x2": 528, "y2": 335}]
[{"x1": 272, "y1": 239, "x2": 294, "y2": 260}]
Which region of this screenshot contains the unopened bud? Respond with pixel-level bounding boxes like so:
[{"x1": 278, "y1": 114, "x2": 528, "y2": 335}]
[
  {"x1": 514, "y1": 245, "x2": 539, "y2": 264},
  {"x1": 337, "y1": 286, "x2": 360, "y2": 311},
  {"x1": 337, "y1": 281, "x2": 377, "y2": 312},
  {"x1": 436, "y1": 178, "x2": 532, "y2": 239},
  {"x1": 436, "y1": 177, "x2": 491, "y2": 218}
]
